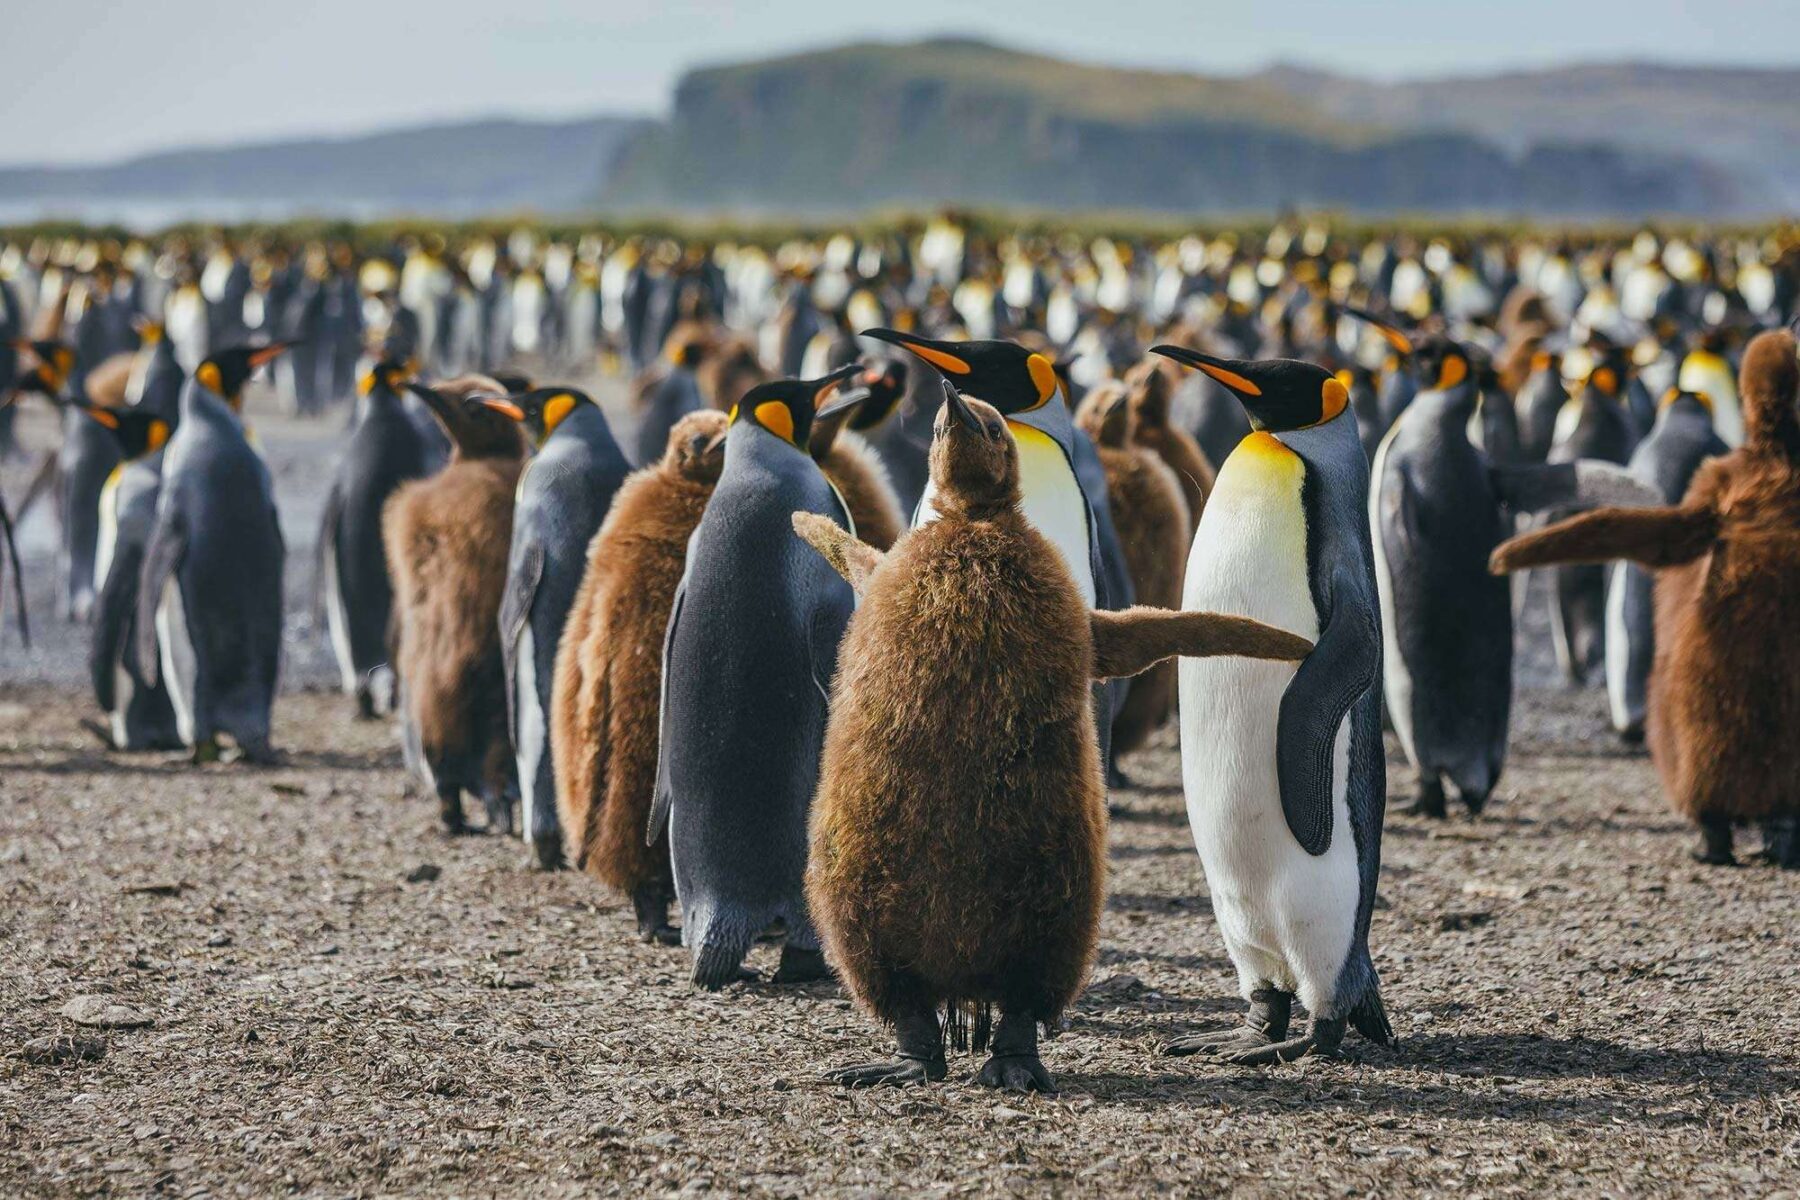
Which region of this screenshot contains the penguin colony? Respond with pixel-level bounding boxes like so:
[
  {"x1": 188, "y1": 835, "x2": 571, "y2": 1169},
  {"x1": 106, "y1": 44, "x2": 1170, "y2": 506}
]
[{"x1": 3, "y1": 219, "x2": 1798, "y2": 1098}]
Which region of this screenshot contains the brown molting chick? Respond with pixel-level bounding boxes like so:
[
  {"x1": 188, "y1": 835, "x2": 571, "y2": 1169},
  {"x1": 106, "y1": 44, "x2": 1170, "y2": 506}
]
[
  {"x1": 1076, "y1": 381, "x2": 1192, "y2": 756},
  {"x1": 809, "y1": 396, "x2": 906, "y2": 551},
  {"x1": 382, "y1": 375, "x2": 526, "y2": 835},
  {"x1": 550, "y1": 410, "x2": 728, "y2": 943},
  {"x1": 1124, "y1": 358, "x2": 1213, "y2": 532},
  {"x1": 1490, "y1": 330, "x2": 1800, "y2": 867},
  {"x1": 800, "y1": 386, "x2": 1311, "y2": 1092},
  {"x1": 696, "y1": 335, "x2": 770, "y2": 413}
]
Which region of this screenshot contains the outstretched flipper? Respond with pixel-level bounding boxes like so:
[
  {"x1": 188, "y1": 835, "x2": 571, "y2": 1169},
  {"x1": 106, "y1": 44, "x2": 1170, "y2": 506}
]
[
  {"x1": 0, "y1": 492, "x2": 27, "y2": 648},
  {"x1": 1277, "y1": 568, "x2": 1380, "y2": 857},
  {"x1": 1490, "y1": 460, "x2": 1663, "y2": 515},
  {"x1": 135, "y1": 510, "x2": 187, "y2": 687},
  {"x1": 791, "y1": 511, "x2": 885, "y2": 597},
  {"x1": 1090, "y1": 607, "x2": 1312, "y2": 680},
  {"x1": 1491, "y1": 505, "x2": 1718, "y2": 574},
  {"x1": 498, "y1": 538, "x2": 545, "y2": 732}
]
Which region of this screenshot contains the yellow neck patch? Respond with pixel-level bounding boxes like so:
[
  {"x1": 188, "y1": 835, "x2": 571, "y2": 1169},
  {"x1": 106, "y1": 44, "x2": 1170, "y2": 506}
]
[
  {"x1": 196, "y1": 361, "x2": 223, "y2": 397},
  {"x1": 753, "y1": 400, "x2": 796, "y2": 444}
]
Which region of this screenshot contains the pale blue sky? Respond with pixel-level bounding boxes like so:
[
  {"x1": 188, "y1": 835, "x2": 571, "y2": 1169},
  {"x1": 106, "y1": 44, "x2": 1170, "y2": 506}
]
[{"x1": 6, "y1": 0, "x2": 1798, "y2": 165}]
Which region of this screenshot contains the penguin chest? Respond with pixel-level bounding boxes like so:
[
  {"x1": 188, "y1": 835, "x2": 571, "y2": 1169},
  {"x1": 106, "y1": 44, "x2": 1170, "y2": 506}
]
[
  {"x1": 1177, "y1": 434, "x2": 1355, "y2": 1003},
  {"x1": 918, "y1": 423, "x2": 1094, "y2": 605}
]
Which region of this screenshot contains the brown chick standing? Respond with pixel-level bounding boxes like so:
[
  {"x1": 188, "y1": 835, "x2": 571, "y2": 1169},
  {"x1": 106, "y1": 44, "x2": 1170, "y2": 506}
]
[{"x1": 1123, "y1": 358, "x2": 1213, "y2": 533}]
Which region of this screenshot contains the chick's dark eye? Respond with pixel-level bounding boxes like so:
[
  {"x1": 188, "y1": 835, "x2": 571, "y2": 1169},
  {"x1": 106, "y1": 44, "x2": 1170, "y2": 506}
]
[{"x1": 985, "y1": 422, "x2": 1002, "y2": 440}]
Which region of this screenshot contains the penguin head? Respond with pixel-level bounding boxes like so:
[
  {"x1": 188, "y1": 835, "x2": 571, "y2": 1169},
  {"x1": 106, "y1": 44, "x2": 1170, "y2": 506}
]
[
  {"x1": 664, "y1": 409, "x2": 729, "y2": 484},
  {"x1": 1074, "y1": 380, "x2": 1131, "y2": 449},
  {"x1": 477, "y1": 386, "x2": 595, "y2": 447},
  {"x1": 847, "y1": 360, "x2": 908, "y2": 432},
  {"x1": 406, "y1": 375, "x2": 527, "y2": 460},
  {"x1": 861, "y1": 329, "x2": 1062, "y2": 415},
  {"x1": 1149, "y1": 345, "x2": 1348, "y2": 434},
  {"x1": 730, "y1": 363, "x2": 864, "y2": 451},
  {"x1": 1122, "y1": 359, "x2": 1176, "y2": 433},
  {"x1": 75, "y1": 404, "x2": 172, "y2": 460},
  {"x1": 195, "y1": 342, "x2": 290, "y2": 410},
  {"x1": 928, "y1": 380, "x2": 1019, "y2": 514},
  {"x1": 1579, "y1": 340, "x2": 1631, "y2": 401},
  {"x1": 132, "y1": 316, "x2": 165, "y2": 345},
  {"x1": 491, "y1": 371, "x2": 533, "y2": 394},
  {"x1": 358, "y1": 357, "x2": 414, "y2": 399},
  {"x1": 1738, "y1": 329, "x2": 1800, "y2": 459},
  {"x1": 1659, "y1": 388, "x2": 1714, "y2": 423},
  {"x1": 1338, "y1": 307, "x2": 1472, "y2": 393},
  {"x1": 11, "y1": 339, "x2": 74, "y2": 395}
]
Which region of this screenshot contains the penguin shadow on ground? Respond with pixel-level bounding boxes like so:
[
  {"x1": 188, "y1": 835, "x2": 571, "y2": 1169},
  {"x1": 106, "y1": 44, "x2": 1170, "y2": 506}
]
[
  {"x1": 1054, "y1": 1033, "x2": 1796, "y2": 1121},
  {"x1": 1106, "y1": 891, "x2": 1213, "y2": 918},
  {"x1": 278, "y1": 745, "x2": 405, "y2": 772},
  {"x1": 1109, "y1": 842, "x2": 1194, "y2": 861}
]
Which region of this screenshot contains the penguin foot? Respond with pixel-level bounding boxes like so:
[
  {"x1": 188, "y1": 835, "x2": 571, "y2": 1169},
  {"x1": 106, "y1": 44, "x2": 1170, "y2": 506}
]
[
  {"x1": 483, "y1": 793, "x2": 516, "y2": 837},
  {"x1": 1616, "y1": 725, "x2": 1645, "y2": 748},
  {"x1": 826, "y1": 1056, "x2": 946, "y2": 1088},
  {"x1": 772, "y1": 945, "x2": 831, "y2": 984},
  {"x1": 354, "y1": 689, "x2": 377, "y2": 721},
  {"x1": 77, "y1": 719, "x2": 118, "y2": 750},
  {"x1": 1757, "y1": 819, "x2": 1798, "y2": 869},
  {"x1": 1216, "y1": 1018, "x2": 1346, "y2": 1067},
  {"x1": 974, "y1": 1053, "x2": 1056, "y2": 1093},
  {"x1": 1164, "y1": 1026, "x2": 1275, "y2": 1057},
  {"x1": 190, "y1": 739, "x2": 223, "y2": 766},
  {"x1": 529, "y1": 832, "x2": 565, "y2": 871},
  {"x1": 632, "y1": 889, "x2": 681, "y2": 946},
  {"x1": 1692, "y1": 817, "x2": 1735, "y2": 866},
  {"x1": 1395, "y1": 780, "x2": 1447, "y2": 819},
  {"x1": 437, "y1": 788, "x2": 470, "y2": 836}
]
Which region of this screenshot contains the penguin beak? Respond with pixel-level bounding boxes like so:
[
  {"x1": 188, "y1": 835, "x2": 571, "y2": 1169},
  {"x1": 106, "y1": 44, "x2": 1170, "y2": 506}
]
[
  {"x1": 1103, "y1": 389, "x2": 1129, "y2": 417},
  {"x1": 807, "y1": 361, "x2": 867, "y2": 408},
  {"x1": 1338, "y1": 306, "x2": 1414, "y2": 356},
  {"x1": 861, "y1": 328, "x2": 972, "y2": 378},
  {"x1": 477, "y1": 396, "x2": 528, "y2": 422},
  {"x1": 248, "y1": 342, "x2": 292, "y2": 369},
  {"x1": 812, "y1": 385, "x2": 872, "y2": 426},
  {"x1": 1149, "y1": 345, "x2": 1264, "y2": 399},
  {"x1": 941, "y1": 380, "x2": 983, "y2": 434}
]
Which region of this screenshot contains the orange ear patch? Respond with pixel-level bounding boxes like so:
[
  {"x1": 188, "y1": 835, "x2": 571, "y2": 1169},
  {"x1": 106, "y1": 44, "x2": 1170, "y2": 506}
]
[
  {"x1": 196, "y1": 361, "x2": 223, "y2": 396},
  {"x1": 147, "y1": 420, "x2": 171, "y2": 451},
  {"x1": 1590, "y1": 366, "x2": 1618, "y2": 396},
  {"x1": 1196, "y1": 361, "x2": 1263, "y2": 397},
  {"x1": 542, "y1": 393, "x2": 578, "y2": 433},
  {"x1": 87, "y1": 407, "x2": 120, "y2": 429},
  {"x1": 1026, "y1": 353, "x2": 1059, "y2": 406},
  {"x1": 1437, "y1": 355, "x2": 1469, "y2": 391},
  {"x1": 1320, "y1": 377, "x2": 1349, "y2": 423},
  {"x1": 754, "y1": 400, "x2": 795, "y2": 443}
]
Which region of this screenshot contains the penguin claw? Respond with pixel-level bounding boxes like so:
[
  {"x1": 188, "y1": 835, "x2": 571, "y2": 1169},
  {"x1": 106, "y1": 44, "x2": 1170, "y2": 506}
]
[
  {"x1": 974, "y1": 1052, "x2": 1057, "y2": 1093},
  {"x1": 1163, "y1": 1027, "x2": 1272, "y2": 1057},
  {"x1": 826, "y1": 1056, "x2": 946, "y2": 1088},
  {"x1": 640, "y1": 924, "x2": 682, "y2": 947},
  {"x1": 1216, "y1": 1034, "x2": 1335, "y2": 1066}
]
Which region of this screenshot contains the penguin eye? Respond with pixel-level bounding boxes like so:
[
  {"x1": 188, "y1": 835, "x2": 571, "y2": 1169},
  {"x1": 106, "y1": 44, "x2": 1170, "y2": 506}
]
[{"x1": 984, "y1": 420, "x2": 1003, "y2": 441}]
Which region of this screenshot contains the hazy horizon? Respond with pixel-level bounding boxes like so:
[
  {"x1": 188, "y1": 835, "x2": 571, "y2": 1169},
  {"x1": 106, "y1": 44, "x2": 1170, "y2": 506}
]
[{"x1": 7, "y1": 1, "x2": 1800, "y2": 168}]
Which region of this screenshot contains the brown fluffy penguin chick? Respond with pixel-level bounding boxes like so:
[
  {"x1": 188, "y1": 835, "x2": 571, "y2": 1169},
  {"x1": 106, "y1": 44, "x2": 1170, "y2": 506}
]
[
  {"x1": 1075, "y1": 380, "x2": 1192, "y2": 756},
  {"x1": 1490, "y1": 329, "x2": 1800, "y2": 868},
  {"x1": 550, "y1": 410, "x2": 728, "y2": 944},
  {"x1": 795, "y1": 388, "x2": 1312, "y2": 1093},
  {"x1": 808, "y1": 389, "x2": 907, "y2": 551},
  {"x1": 382, "y1": 375, "x2": 527, "y2": 836},
  {"x1": 1124, "y1": 358, "x2": 1213, "y2": 533}
]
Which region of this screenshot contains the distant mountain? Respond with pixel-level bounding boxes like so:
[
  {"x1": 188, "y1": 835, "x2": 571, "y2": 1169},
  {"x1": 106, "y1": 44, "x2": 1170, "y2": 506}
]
[
  {"x1": 0, "y1": 115, "x2": 651, "y2": 220},
  {"x1": 1253, "y1": 62, "x2": 1800, "y2": 210},
  {"x1": 598, "y1": 38, "x2": 1751, "y2": 218}
]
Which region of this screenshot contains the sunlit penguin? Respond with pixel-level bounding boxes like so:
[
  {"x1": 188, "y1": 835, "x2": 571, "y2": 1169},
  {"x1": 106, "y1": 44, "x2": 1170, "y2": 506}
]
[
  {"x1": 484, "y1": 385, "x2": 632, "y2": 869},
  {"x1": 1152, "y1": 344, "x2": 1396, "y2": 1064}
]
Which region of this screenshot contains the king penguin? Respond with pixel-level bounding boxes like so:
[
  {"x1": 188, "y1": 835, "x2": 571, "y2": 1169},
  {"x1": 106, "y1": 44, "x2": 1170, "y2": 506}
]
[
  {"x1": 861, "y1": 330, "x2": 1133, "y2": 771},
  {"x1": 650, "y1": 365, "x2": 866, "y2": 989},
  {"x1": 137, "y1": 343, "x2": 291, "y2": 763},
  {"x1": 1152, "y1": 344, "x2": 1396, "y2": 1063},
  {"x1": 1604, "y1": 389, "x2": 1726, "y2": 743},
  {"x1": 81, "y1": 404, "x2": 181, "y2": 750},
  {"x1": 485, "y1": 385, "x2": 633, "y2": 870},
  {"x1": 316, "y1": 356, "x2": 438, "y2": 721}
]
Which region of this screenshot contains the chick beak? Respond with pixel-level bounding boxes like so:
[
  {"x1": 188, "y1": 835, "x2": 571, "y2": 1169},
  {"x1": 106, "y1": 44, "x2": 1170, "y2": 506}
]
[{"x1": 941, "y1": 380, "x2": 982, "y2": 433}]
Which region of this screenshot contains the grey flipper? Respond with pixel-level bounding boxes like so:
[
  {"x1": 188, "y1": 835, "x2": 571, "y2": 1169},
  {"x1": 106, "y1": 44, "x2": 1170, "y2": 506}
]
[
  {"x1": 498, "y1": 538, "x2": 545, "y2": 733},
  {"x1": 91, "y1": 537, "x2": 140, "y2": 710},
  {"x1": 646, "y1": 554, "x2": 691, "y2": 848},
  {"x1": 1490, "y1": 461, "x2": 1662, "y2": 515},
  {"x1": 135, "y1": 510, "x2": 187, "y2": 685},
  {"x1": 311, "y1": 480, "x2": 344, "y2": 627},
  {"x1": 1277, "y1": 564, "x2": 1380, "y2": 856}
]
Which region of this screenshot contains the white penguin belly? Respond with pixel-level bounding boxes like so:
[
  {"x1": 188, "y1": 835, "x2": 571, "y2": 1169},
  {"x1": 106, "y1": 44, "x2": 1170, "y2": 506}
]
[
  {"x1": 916, "y1": 421, "x2": 1094, "y2": 605},
  {"x1": 1178, "y1": 433, "x2": 1358, "y2": 1014},
  {"x1": 515, "y1": 625, "x2": 546, "y2": 840},
  {"x1": 1604, "y1": 561, "x2": 1634, "y2": 731}
]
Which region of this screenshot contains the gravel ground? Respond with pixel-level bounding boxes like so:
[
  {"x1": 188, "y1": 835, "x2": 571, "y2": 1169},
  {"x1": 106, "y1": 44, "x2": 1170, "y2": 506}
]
[{"x1": 2, "y1": 391, "x2": 1797, "y2": 1198}]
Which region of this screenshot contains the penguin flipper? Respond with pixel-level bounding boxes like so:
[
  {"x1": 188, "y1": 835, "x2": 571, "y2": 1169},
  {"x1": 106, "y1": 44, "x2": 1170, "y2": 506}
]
[
  {"x1": 499, "y1": 539, "x2": 545, "y2": 732},
  {"x1": 135, "y1": 510, "x2": 187, "y2": 688},
  {"x1": 1089, "y1": 607, "x2": 1313, "y2": 680},
  {"x1": 0, "y1": 493, "x2": 27, "y2": 648},
  {"x1": 91, "y1": 538, "x2": 143, "y2": 709},
  {"x1": 1489, "y1": 461, "x2": 1662, "y2": 516},
  {"x1": 1276, "y1": 572, "x2": 1379, "y2": 857},
  {"x1": 311, "y1": 480, "x2": 343, "y2": 627},
  {"x1": 646, "y1": 566, "x2": 688, "y2": 848},
  {"x1": 1491, "y1": 504, "x2": 1718, "y2": 574},
  {"x1": 790, "y1": 511, "x2": 883, "y2": 595}
]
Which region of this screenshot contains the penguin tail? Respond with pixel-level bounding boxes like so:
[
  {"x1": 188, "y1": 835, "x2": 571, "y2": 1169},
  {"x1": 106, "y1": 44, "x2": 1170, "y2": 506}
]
[
  {"x1": 1349, "y1": 986, "x2": 1396, "y2": 1048},
  {"x1": 690, "y1": 931, "x2": 753, "y2": 992}
]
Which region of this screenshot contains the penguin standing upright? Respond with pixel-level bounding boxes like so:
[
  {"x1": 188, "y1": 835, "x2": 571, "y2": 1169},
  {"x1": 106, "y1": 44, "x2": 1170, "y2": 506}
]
[
  {"x1": 1514, "y1": 351, "x2": 1568, "y2": 463},
  {"x1": 1153, "y1": 345, "x2": 1396, "y2": 1063},
  {"x1": 649, "y1": 366, "x2": 865, "y2": 989},
  {"x1": 1492, "y1": 330, "x2": 1800, "y2": 869},
  {"x1": 383, "y1": 377, "x2": 526, "y2": 834},
  {"x1": 82, "y1": 404, "x2": 181, "y2": 750},
  {"x1": 1074, "y1": 381, "x2": 1191, "y2": 759},
  {"x1": 315, "y1": 356, "x2": 437, "y2": 720},
  {"x1": 630, "y1": 333, "x2": 708, "y2": 468},
  {"x1": 552, "y1": 410, "x2": 728, "y2": 944},
  {"x1": 484, "y1": 385, "x2": 632, "y2": 870},
  {"x1": 1603, "y1": 390, "x2": 1726, "y2": 743},
  {"x1": 862, "y1": 330, "x2": 1133, "y2": 769},
  {"x1": 56, "y1": 357, "x2": 122, "y2": 623},
  {"x1": 1546, "y1": 344, "x2": 1639, "y2": 684},
  {"x1": 794, "y1": 383, "x2": 1310, "y2": 1091},
  {"x1": 137, "y1": 344, "x2": 291, "y2": 763}
]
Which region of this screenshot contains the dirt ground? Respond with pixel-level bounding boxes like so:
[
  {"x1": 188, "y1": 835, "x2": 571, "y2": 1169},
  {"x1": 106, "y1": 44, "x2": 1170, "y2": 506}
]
[{"x1": 1, "y1": 390, "x2": 1796, "y2": 1198}]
